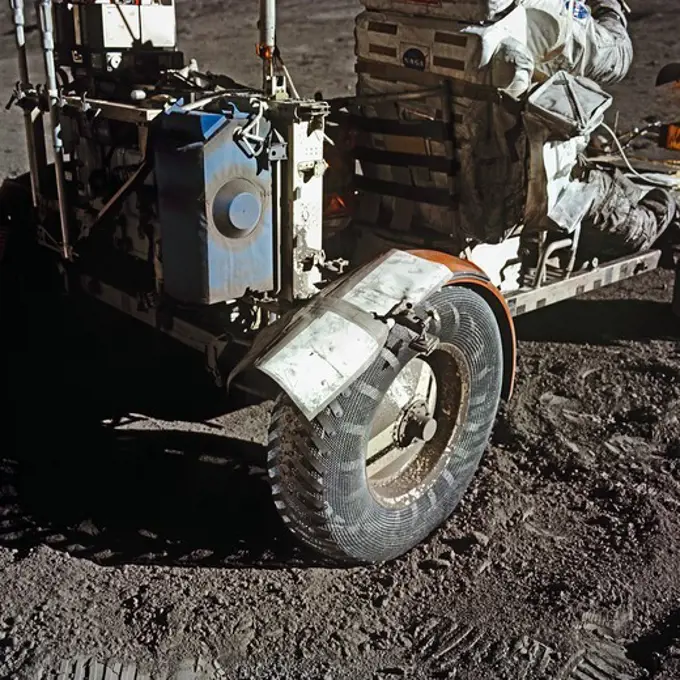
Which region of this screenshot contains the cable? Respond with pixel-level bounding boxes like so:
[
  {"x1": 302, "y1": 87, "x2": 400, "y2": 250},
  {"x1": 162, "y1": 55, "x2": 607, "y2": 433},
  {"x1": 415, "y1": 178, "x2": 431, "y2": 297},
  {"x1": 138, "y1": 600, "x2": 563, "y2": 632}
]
[{"x1": 600, "y1": 121, "x2": 680, "y2": 189}]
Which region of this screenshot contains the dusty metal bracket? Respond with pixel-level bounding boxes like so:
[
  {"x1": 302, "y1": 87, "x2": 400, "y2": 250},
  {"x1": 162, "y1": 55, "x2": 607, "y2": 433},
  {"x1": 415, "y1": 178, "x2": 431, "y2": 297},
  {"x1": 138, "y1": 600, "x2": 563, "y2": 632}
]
[
  {"x1": 408, "y1": 330, "x2": 440, "y2": 355},
  {"x1": 376, "y1": 297, "x2": 441, "y2": 356}
]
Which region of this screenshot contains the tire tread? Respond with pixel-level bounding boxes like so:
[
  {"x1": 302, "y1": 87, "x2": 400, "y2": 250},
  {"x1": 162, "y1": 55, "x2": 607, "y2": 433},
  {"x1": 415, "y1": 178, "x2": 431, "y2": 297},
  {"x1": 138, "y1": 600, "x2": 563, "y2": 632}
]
[{"x1": 267, "y1": 286, "x2": 504, "y2": 563}]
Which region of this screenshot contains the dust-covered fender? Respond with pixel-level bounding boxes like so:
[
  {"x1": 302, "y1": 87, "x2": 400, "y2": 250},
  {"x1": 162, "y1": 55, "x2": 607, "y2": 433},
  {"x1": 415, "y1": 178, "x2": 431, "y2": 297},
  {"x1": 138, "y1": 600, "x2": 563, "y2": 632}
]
[{"x1": 227, "y1": 248, "x2": 516, "y2": 421}]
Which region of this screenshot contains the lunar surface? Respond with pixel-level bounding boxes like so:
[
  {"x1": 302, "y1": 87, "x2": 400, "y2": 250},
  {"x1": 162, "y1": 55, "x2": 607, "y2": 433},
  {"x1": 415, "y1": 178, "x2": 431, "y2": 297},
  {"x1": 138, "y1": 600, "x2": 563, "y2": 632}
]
[{"x1": 1, "y1": 1, "x2": 680, "y2": 678}]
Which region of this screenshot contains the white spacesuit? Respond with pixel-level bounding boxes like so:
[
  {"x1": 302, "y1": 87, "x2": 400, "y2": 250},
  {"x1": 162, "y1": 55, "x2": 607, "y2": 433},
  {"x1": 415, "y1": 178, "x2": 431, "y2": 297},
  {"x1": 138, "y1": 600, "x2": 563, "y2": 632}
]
[
  {"x1": 520, "y1": 0, "x2": 633, "y2": 84},
  {"x1": 465, "y1": 0, "x2": 632, "y2": 98},
  {"x1": 461, "y1": 0, "x2": 678, "y2": 261}
]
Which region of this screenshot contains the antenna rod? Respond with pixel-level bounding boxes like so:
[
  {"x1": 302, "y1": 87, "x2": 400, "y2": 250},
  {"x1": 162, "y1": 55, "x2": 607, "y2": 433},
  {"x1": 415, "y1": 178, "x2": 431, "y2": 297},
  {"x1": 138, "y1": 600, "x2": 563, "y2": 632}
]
[{"x1": 259, "y1": 0, "x2": 276, "y2": 91}]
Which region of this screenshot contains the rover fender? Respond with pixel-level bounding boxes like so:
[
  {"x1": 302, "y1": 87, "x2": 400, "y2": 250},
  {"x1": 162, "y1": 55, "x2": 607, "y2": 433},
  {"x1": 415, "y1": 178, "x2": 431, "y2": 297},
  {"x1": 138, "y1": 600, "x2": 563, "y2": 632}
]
[{"x1": 228, "y1": 248, "x2": 516, "y2": 419}]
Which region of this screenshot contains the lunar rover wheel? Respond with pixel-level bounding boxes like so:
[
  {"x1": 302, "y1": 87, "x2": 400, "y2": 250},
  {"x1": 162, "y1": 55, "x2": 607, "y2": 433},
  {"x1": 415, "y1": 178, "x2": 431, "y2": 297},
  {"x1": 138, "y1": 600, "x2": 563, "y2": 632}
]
[{"x1": 267, "y1": 285, "x2": 505, "y2": 563}]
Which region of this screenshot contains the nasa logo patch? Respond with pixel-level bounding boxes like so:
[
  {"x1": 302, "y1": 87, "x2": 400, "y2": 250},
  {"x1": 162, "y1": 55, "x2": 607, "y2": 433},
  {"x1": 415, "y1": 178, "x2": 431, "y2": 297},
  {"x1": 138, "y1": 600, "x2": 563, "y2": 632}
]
[
  {"x1": 565, "y1": 0, "x2": 590, "y2": 20},
  {"x1": 403, "y1": 47, "x2": 427, "y2": 71}
]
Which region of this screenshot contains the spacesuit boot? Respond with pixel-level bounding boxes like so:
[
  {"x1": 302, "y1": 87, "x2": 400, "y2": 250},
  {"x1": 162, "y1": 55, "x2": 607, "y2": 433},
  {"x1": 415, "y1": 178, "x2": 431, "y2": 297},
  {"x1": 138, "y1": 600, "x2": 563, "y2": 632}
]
[{"x1": 577, "y1": 168, "x2": 677, "y2": 263}]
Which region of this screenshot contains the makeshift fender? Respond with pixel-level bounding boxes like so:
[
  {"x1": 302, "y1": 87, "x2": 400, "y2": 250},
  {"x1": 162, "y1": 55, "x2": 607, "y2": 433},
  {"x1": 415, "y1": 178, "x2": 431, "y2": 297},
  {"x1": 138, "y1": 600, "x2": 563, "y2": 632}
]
[{"x1": 227, "y1": 249, "x2": 516, "y2": 420}]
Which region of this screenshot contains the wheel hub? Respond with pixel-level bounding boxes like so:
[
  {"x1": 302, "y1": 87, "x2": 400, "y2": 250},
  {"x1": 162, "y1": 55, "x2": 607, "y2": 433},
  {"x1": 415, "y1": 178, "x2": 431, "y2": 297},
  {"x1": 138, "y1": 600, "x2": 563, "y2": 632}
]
[
  {"x1": 365, "y1": 346, "x2": 471, "y2": 508},
  {"x1": 366, "y1": 356, "x2": 441, "y2": 490},
  {"x1": 397, "y1": 400, "x2": 438, "y2": 447}
]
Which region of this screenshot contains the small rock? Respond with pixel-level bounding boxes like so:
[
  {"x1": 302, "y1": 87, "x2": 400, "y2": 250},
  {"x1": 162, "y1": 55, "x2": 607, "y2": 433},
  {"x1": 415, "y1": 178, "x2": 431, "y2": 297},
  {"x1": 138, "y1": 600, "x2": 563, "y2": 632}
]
[
  {"x1": 418, "y1": 558, "x2": 450, "y2": 571},
  {"x1": 477, "y1": 559, "x2": 492, "y2": 575},
  {"x1": 472, "y1": 531, "x2": 490, "y2": 547},
  {"x1": 562, "y1": 439, "x2": 580, "y2": 454},
  {"x1": 373, "y1": 594, "x2": 388, "y2": 608},
  {"x1": 138, "y1": 529, "x2": 158, "y2": 539},
  {"x1": 77, "y1": 519, "x2": 99, "y2": 536}
]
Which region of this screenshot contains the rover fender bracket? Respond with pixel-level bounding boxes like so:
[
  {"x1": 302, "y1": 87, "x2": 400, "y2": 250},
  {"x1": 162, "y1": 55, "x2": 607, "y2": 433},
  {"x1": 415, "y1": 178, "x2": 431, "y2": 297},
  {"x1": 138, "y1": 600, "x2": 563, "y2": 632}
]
[
  {"x1": 409, "y1": 249, "x2": 517, "y2": 401},
  {"x1": 227, "y1": 249, "x2": 516, "y2": 420}
]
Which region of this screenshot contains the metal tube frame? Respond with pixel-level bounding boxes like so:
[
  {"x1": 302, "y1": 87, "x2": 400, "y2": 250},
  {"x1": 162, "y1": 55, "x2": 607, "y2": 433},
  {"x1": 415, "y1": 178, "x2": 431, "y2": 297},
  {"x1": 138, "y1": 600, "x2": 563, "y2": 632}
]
[
  {"x1": 532, "y1": 237, "x2": 574, "y2": 288},
  {"x1": 259, "y1": 0, "x2": 276, "y2": 93},
  {"x1": 36, "y1": 0, "x2": 71, "y2": 260},
  {"x1": 9, "y1": 0, "x2": 45, "y2": 210}
]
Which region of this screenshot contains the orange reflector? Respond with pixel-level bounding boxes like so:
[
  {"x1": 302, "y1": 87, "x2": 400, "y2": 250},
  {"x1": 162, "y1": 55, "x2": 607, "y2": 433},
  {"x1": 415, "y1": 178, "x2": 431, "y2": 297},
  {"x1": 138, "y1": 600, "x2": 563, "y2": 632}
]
[
  {"x1": 326, "y1": 193, "x2": 348, "y2": 216},
  {"x1": 256, "y1": 43, "x2": 273, "y2": 59},
  {"x1": 666, "y1": 124, "x2": 680, "y2": 151}
]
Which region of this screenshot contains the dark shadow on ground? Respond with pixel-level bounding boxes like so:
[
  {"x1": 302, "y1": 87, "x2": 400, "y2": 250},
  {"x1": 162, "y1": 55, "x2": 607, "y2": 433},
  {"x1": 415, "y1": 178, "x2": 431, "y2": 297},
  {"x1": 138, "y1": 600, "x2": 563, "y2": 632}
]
[
  {"x1": 0, "y1": 429, "x2": 326, "y2": 569},
  {"x1": 0, "y1": 297, "x2": 326, "y2": 569},
  {"x1": 627, "y1": 606, "x2": 680, "y2": 675},
  {"x1": 514, "y1": 298, "x2": 679, "y2": 345}
]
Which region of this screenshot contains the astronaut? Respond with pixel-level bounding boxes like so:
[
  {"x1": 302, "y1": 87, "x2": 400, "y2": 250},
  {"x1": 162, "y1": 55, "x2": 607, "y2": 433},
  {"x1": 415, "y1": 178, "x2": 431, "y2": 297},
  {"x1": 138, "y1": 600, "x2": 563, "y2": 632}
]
[
  {"x1": 463, "y1": 0, "x2": 678, "y2": 263},
  {"x1": 520, "y1": 0, "x2": 633, "y2": 85},
  {"x1": 466, "y1": 0, "x2": 633, "y2": 97}
]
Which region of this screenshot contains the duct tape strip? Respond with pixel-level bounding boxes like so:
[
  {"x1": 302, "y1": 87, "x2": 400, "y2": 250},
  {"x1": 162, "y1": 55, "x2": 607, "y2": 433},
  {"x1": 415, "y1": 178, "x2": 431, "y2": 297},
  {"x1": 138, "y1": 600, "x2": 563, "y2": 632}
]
[{"x1": 255, "y1": 299, "x2": 389, "y2": 421}]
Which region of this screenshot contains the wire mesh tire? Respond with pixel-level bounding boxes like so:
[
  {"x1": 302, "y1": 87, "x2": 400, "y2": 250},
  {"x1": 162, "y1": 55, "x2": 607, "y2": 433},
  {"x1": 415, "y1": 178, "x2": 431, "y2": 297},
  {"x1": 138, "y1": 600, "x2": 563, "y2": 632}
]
[{"x1": 267, "y1": 285, "x2": 505, "y2": 564}]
